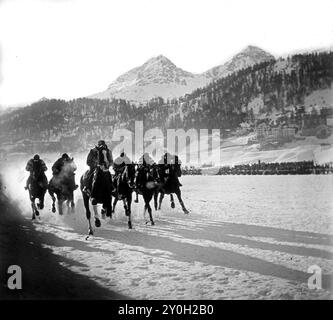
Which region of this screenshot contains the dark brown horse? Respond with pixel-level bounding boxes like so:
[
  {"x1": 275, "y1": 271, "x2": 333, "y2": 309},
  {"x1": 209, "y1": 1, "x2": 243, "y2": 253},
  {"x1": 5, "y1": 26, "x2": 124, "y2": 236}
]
[
  {"x1": 111, "y1": 164, "x2": 136, "y2": 229},
  {"x1": 48, "y1": 159, "x2": 77, "y2": 216},
  {"x1": 155, "y1": 164, "x2": 189, "y2": 214},
  {"x1": 26, "y1": 162, "x2": 48, "y2": 220},
  {"x1": 80, "y1": 148, "x2": 113, "y2": 237},
  {"x1": 135, "y1": 164, "x2": 162, "y2": 225}
]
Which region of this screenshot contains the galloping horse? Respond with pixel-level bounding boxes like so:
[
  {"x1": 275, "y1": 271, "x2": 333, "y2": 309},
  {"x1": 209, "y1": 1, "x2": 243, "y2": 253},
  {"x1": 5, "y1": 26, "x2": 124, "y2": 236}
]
[
  {"x1": 26, "y1": 162, "x2": 48, "y2": 220},
  {"x1": 80, "y1": 148, "x2": 113, "y2": 237},
  {"x1": 156, "y1": 164, "x2": 189, "y2": 214},
  {"x1": 135, "y1": 164, "x2": 160, "y2": 225},
  {"x1": 48, "y1": 159, "x2": 77, "y2": 215},
  {"x1": 111, "y1": 164, "x2": 136, "y2": 229}
]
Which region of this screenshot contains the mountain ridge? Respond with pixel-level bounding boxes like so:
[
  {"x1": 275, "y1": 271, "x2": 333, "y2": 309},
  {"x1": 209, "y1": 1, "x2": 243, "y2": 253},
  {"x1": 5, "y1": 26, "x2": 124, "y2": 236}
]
[
  {"x1": 1, "y1": 51, "x2": 332, "y2": 155},
  {"x1": 90, "y1": 45, "x2": 275, "y2": 102}
]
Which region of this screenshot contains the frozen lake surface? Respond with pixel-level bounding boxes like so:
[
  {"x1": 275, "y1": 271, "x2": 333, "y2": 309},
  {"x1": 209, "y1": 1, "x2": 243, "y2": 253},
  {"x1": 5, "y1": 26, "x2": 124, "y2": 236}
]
[{"x1": 2, "y1": 171, "x2": 333, "y2": 299}]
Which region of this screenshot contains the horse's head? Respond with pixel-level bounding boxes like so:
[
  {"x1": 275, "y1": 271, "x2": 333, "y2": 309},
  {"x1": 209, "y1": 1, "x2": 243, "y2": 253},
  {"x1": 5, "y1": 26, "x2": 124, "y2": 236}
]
[
  {"x1": 115, "y1": 165, "x2": 134, "y2": 197},
  {"x1": 148, "y1": 164, "x2": 160, "y2": 181},
  {"x1": 136, "y1": 164, "x2": 159, "y2": 190}
]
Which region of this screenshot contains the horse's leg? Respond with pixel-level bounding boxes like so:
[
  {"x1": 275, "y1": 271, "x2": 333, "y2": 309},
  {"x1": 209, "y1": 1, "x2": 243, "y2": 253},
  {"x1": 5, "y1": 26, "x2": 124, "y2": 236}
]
[
  {"x1": 158, "y1": 192, "x2": 164, "y2": 210},
  {"x1": 58, "y1": 197, "x2": 64, "y2": 215},
  {"x1": 123, "y1": 199, "x2": 128, "y2": 216},
  {"x1": 143, "y1": 194, "x2": 148, "y2": 222},
  {"x1": 70, "y1": 191, "x2": 75, "y2": 211},
  {"x1": 153, "y1": 190, "x2": 158, "y2": 211},
  {"x1": 143, "y1": 194, "x2": 154, "y2": 226},
  {"x1": 48, "y1": 189, "x2": 57, "y2": 213},
  {"x1": 104, "y1": 197, "x2": 112, "y2": 219},
  {"x1": 147, "y1": 193, "x2": 154, "y2": 225},
  {"x1": 127, "y1": 194, "x2": 132, "y2": 229},
  {"x1": 91, "y1": 198, "x2": 101, "y2": 228},
  {"x1": 65, "y1": 199, "x2": 70, "y2": 215},
  {"x1": 101, "y1": 203, "x2": 106, "y2": 219},
  {"x1": 134, "y1": 191, "x2": 139, "y2": 203},
  {"x1": 31, "y1": 197, "x2": 38, "y2": 220},
  {"x1": 108, "y1": 195, "x2": 112, "y2": 218},
  {"x1": 83, "y1": 193, "x2": 93, "y2": 237},
  {"x1": 112, "y1": 197, "x2": 118, "y2": 214},
  {"x1": 39, "y1": 189, "x2": 46, "y2": 210},
  {"x1": 175, "y1": 189, "x2": 189, "y2": 214},
  {"x1": 170, "y1": 194, "x2": 175, "y2": 209}
]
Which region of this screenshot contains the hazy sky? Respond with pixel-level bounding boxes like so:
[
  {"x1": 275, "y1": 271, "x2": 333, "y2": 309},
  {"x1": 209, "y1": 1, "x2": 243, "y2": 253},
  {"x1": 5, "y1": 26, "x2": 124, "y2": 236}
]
[{"x1": 0, "y1": 0, "x2": 332, "y2": 106}]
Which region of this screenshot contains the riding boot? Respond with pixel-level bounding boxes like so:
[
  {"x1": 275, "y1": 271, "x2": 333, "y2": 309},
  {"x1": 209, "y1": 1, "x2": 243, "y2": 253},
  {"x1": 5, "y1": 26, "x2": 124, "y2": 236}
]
[{"x1": 83, "y1": 168, "x2": 94, "y2": 196}]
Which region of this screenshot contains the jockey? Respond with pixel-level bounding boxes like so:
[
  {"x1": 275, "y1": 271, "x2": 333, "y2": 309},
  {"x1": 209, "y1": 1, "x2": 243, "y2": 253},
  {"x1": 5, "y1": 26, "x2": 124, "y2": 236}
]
[
  {"x1": 25, "y1": 154, "x2": 48, "y2": 190},
  {"x1": 138, "y1": 152, "x2": 155, "y2": 166},
  {"x1": 113, "y1": 151, "x2": 134, "y2": 188},
  {"x1": 136, "y1": 152, "x2": 155, "y2": 189},
  {"x1": 113, "y1": 151, "x2": 132, "y2": 174},
  {"x1": 52, "y1": 153, "x2": 78, "y2": 190},
  {"x1": 83, "y1": 140, "x2": 113, "y2": 195},
  {"x1": 87, "y1": 140, "x2": 113, "y2": 170},
  {"x1": 158, "y1": 152, "x2": 182, "y2": 187}
]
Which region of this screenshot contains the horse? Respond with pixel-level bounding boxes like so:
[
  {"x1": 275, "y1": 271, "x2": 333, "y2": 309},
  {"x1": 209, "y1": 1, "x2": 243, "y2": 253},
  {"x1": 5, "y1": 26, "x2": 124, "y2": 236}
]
[
  {"x1": 111, "y1": 164, "x2": 136, "y2": 229},
  {"x1": 155, "y1": 164, "x2": 189, "y2": 214},
  {"x1": 80, "y1": 148, "x2": 113, "y2": 237},
  {"x1": 26, "y1": 162, "x2": 48, "y2": 220},
  {"x1": 48, "y1": 159, "x2": 77, "y2": 215},
  {"x1": 135, "y1": 164, "x2": 161, "y2": 225}
]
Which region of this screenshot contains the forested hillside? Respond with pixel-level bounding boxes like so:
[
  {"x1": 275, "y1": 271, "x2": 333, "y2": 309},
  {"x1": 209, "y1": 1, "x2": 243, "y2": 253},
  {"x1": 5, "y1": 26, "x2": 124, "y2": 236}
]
[{"x1": 0, "y1": 52, "x2": 332, "y2": 153}]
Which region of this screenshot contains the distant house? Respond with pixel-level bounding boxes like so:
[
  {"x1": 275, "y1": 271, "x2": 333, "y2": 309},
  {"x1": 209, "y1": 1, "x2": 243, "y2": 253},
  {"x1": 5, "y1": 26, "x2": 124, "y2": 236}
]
[
  {"x1": 302, "y1": 114, "x2": 327, "y2": 129},
  {"x1": 256, "y1": 122, "x2": 295, "y2": 143},
  {"x1": 327, "y1": 115, "x2": 333, "y2": 127},
  {"x1": 256, "y1": 123, "x2": 269, "y2": 139},
  {"x1": 281, "y1": 126, "x2": 296, "y2": 139}
]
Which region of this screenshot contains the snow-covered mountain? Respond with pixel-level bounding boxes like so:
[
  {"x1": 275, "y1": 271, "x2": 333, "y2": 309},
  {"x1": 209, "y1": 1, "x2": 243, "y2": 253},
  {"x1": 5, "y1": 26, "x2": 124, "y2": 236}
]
[
  {"x1": 90, "y1": 55, "x2": 208, "y2": 102},
  {"x1": 204, "y1": 45, "x2": 275, "y2": 79},
  {"x1": 90, "y1": 45, "x2": 275, "y2": 103}
]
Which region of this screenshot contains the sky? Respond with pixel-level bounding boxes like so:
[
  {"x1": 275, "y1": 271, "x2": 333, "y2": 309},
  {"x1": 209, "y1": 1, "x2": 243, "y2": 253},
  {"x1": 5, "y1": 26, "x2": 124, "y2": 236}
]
[{"x1": 0, "y1": 0, "x2": 332, "y2": 107}]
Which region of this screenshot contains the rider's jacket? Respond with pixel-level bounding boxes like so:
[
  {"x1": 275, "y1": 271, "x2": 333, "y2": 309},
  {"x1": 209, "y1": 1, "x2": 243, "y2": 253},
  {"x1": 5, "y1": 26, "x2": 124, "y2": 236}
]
[
  {"x1": 25, "y1": 159, "x2": 47, "y2": 174},
  {"x1": 157, "y1": 153, "x2": 180, "y2": 165},
  {"x1": 113, "y1": 154, "x2": 132, "y2": 174},
  {"x1": 87, "y1": 147, "x2": 113, "y2": 170},
  {"x1": 157, "y1": 153, "x2": 182, "y2": 179},
  {"x1": 138, "y1": 153, "x2": 155, "y2": 166},
  {"x1": 52, "y1": 158, "x2": 77, "y2": 175}
]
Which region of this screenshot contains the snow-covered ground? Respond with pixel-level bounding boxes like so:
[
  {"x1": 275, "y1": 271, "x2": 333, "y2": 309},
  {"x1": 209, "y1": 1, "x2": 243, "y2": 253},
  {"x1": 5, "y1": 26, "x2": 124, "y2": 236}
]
[{"x1": 1, "y1": 163, "x2": 333, "y2": 300}]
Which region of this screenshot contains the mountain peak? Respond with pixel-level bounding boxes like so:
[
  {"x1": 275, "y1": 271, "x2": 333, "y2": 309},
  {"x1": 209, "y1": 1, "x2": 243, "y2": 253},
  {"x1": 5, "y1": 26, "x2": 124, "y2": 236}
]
[
  {"x1": 90, "y1": 54, "x2": 199, "y2": 102},
  {"x1": 242, "y1": 45, "x2": 266, "y2": 52},
  {"x1": 143, "y1": 54, "x2": 176, "y2": 68},
  {"x1": 238, "y1": 45, "x2": 274, "y2": 59},
  {"x1": 205, "y1": 45, "x2": 275, "y2": 79},
  {"x1": 90, "y1": 45, "x2": 276, "y2": 102}
]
